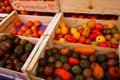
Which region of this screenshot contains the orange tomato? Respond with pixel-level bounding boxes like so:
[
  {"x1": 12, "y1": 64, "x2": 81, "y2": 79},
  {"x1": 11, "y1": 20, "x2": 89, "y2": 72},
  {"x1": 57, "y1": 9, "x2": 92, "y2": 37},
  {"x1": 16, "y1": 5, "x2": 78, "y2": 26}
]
[
  {"x1": 74, "y1": 46, "x2": 96, "y2": 56},
  {"x1": 17, "y1": 30, "x2": 24, "y2": 35},
  {"x1": 93, "y1": 63, "x2": 105, "y2": 80},
  {"x1": 27, "y1": 21, "x2": 34, "y2": 27},
  {"x1": 11, "y1": 29, "x2": 17, "y2": 35},
  {"x1": 34, "y1": 20, "x2": 41, "y2": 27},
  {"x1": 31, "y1": 26, "x2": 38, "y2": 31},
  {"x1": 22, "y1": 33, "x2": 26, "y2": 36},
  {"x1": 38, "y1": 30, "x2": 44, "y2": 36},
  {"x1": 20, "y1": 11, "x2": 31, "y2": 15},
  {"x1": 32, "y1": 29, "x2": 38, "y2": 33},
  {"x1": 32, "y1": 32, "x2": 39, "y2": 38},
  {"x1": 79, "y1": 36, "x2": 86, "y2": 44},
  {"x1": 15, "y1": 20, "x2": 23, "y2": 27},
  {"x1": 21, "y1": 26, "x2": 27, "y2": 31}
]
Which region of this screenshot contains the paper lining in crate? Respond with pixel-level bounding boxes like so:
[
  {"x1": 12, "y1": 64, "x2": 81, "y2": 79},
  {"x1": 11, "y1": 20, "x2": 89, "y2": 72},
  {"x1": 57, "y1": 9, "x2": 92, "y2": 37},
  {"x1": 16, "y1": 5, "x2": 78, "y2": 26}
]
[
  {"x1": 59, "y1": 0, "x2": 120, "y2": 15},
  {"x1": 47, "y1": 13, "x2": 120, "y2": 51},
  {"x1": 0, "y1": 11, "x2": 59, "y2": 38},
  {"x1": 0, "y1": 33, "x2": 46, "y2": 80},
  {"x1": 10, "y1": 0, "x2": 59, "y2": 13},
  {"x1": 26, "y1": 35, "x2": 119, "y2": 80}
]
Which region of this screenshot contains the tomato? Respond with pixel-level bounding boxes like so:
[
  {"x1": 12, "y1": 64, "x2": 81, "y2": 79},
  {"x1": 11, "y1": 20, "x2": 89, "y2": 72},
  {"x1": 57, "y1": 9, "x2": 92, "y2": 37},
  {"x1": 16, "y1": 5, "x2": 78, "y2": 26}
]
[
  {"x1": 27, "y1": 21, "x2": 34, "y2": 27},
  {"x1": 5, "y1": 6, "x2": 13, "y2": 13},
  {"x1": 108, "y1": 67, "x2": 120, "y2": 79},
  {"x1": 60, "y1": 48, "x2": 70, "y2": 56}
]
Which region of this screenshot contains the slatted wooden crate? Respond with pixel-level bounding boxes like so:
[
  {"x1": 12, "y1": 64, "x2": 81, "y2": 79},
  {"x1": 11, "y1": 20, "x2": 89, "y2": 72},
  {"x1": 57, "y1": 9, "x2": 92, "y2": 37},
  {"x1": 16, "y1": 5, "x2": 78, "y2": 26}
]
[
  {"x1": 10, "y1": 0, "x2": 59, "y2": 13},
  {"x1": 0, "y1": 33, "x2": 46, "y2": 80},
  {"x1": 59, "y1": 0, "x2": 120, "y2": 15},
  {"x1": 26, "y1": 34, "x2": 119, "y2": 80},
  {"x1": 46, "y1": 13, "x2": 120, "y2": 49},
  {"x1": 0, "y1": 11, "x2": 59, "y2": 37}
]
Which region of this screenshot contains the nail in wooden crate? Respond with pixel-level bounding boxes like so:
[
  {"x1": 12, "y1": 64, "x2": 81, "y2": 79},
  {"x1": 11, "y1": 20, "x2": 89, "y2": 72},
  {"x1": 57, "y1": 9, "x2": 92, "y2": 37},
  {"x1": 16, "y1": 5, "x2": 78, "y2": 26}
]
[
  {"x1": 10, "y1": 0, "x2": 59, "y2": 13},
  {"x1": 59, "y1": 0, "x2": 120, "y2": 15},
  {"x1": 0, "y1": 33, "x2": 45, "y2": 80}
]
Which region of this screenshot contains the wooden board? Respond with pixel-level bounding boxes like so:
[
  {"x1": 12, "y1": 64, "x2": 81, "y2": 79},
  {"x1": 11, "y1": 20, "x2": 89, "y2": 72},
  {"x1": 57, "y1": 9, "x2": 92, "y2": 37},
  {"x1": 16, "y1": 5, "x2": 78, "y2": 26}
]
[
  {"x1": 10, "y1": 0, "x2": 59, "y2": 13},
  {"x1": 0, "y1": 33, "x2": 41, "y2": 80},
  {"x1": 0, "y1": 11, "x2": 17, "y2": 33},
  {"x1": 59, "y1": 0, "x2": 120, "y2": 15}
]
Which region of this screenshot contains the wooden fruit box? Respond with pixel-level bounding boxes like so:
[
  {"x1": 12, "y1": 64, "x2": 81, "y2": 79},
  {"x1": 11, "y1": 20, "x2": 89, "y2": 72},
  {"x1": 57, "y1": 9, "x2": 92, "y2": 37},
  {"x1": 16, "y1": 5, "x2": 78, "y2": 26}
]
[
  {"x1": 26, "y1": 35, "x2": 119, "y2": 80},
  {"x1": 10, "y1": 0, "x2": 59, "y2": 13},
  {"x1": 45, "y1": 13, "x2": 120, "y2": 51},
  {"x1": 0, "y1": 33, "x2": 45, "y2": 80},
  {"x1": 0, "y1": 10, "x2": 59, "y2": 37},
  {"x1": 59, "y1": 0, "x2": 120, "y2": 15}
]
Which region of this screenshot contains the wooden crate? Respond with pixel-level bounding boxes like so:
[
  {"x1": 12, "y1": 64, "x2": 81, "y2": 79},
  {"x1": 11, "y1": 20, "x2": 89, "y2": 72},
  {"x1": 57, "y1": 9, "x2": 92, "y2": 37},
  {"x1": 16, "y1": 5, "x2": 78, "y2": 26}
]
[
  {"x1": 0, "y1": 11, "x2": 59, "y2": 37},
  {"x1": 0, "y1": 33, "x2": 46, "y2": 80},
  {"x1": 26, "y1": 34, "x2": 119, "y2": 80},
  {"x1": 47, "y1": 13, "x2": 120, "y2": 48},
  {"x1": 59, "y1": 0, "x2": 120, "y2": 15},
  {"x1": 10, "y1": 0, "x2": 59, "y2": 13}
]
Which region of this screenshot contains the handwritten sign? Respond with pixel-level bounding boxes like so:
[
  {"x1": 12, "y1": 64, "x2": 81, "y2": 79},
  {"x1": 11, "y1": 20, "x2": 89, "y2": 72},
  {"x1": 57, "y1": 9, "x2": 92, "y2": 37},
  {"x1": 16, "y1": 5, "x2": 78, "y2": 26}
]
[{"x1": 12, "y1": 1, "x2": 59, "y2": 12}]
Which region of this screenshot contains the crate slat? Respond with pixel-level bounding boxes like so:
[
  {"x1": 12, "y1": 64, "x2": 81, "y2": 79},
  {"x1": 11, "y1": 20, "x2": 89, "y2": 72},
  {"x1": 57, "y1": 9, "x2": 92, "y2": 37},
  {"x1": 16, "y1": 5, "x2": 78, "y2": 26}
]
[{"x1": 59, "y1": 0, "x2": 120, "y2": 15}]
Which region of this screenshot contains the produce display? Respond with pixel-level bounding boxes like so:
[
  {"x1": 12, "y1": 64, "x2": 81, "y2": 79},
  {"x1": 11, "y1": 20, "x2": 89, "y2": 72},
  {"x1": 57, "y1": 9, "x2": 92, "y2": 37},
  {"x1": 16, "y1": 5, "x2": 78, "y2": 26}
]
[
  {"x1": 35, "y1": 47, "x2": 120, "y2": 80},
  {"x1": 0, "y1": 34, "x2": 35, "y2": 72},
  {"x1": 0, "y1": 0, "x2": 13, "y2": 13},
  {"x1": 55, "y1": 19, "x2": 120, "y2": 48},
  {"x1": 11, "y1": 20, "x2": 47, "y2": 38}
]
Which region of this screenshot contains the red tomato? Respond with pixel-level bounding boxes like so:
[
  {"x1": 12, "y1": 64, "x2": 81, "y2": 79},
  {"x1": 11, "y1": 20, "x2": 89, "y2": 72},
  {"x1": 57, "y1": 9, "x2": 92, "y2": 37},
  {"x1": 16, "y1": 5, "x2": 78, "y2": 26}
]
[
  {"x1": 60, "y1": 48, "x2": 70, "y2": 56},
  {"x1": 5, "y1": 6, "x2": 13, "y2": 13}
]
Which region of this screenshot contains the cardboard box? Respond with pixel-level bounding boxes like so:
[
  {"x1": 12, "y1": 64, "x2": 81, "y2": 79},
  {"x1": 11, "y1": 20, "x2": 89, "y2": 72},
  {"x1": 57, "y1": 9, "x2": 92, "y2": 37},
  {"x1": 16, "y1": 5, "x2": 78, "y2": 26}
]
[{"x1": 10, "y1": 0, "x2": 59, "y2": 13}]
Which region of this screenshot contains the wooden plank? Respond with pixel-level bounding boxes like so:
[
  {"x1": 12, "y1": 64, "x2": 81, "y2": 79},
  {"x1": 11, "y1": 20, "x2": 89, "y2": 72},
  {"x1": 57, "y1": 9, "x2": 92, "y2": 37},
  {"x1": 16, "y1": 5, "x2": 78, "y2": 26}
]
[
  {"x1": 43, "y1": 12, "x2": 60, "y2": 35},
  {"x1": 59, "y1": 0, "x2": 120, "y2": 15},
  {"x1": 21, "y1": 35, "x2": 45, "y2": 74},
  {"x1": 10, "y1": 0, "x2": 59, "y2": 13},
  {"x1": 27, "y1": 36, "x2": 50, "y2": 76},
  {"x1": 0, "y1": 11, "x2": 19, "y2": 33},
  {"x1": 46, "y1": 13, "x2": 63, "y2": 36}
]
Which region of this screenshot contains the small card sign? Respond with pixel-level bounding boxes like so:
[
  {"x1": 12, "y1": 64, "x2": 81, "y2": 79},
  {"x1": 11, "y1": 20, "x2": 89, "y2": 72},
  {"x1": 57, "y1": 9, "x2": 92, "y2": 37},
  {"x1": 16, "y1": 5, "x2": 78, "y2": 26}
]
[{"x1": 11, "y1": 1, "x2": 59, "y2": 12}]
